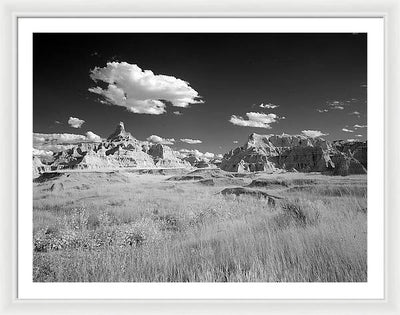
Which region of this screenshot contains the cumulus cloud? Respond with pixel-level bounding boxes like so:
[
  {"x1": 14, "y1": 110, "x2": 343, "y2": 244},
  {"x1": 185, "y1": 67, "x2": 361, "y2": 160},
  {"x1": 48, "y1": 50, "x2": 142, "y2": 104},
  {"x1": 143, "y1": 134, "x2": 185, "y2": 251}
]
[
  {"x1": 147, "y1": 135, "x2": 175, "y2": 145},
  {"x1": 229, "y1": 112, "x2": 281, "y2": 129},
  {"x1": 356, "y1": 134, "x2": 363, "y2": 137},
  {"x1": 342, "y1": 128, "x2": 354, "y2": 133},
  {"x1": 259, "y1": 103, "x2": 279, "y2": 109},
  {"x1": 178, "y1": 149, "x2": 191, "y2": 155},
  {"x1": 179, "y1": 149, "x2": 218, "y2": 161},
  {"x1": 33, "y1": 132, "x2": 104, "y2": 147},
  {"x1": 173, "y1": 111, "x2": 183, "y2": 116},
  {"x1": 68, "y1": 117, "x2": 85, "y2": 128},
  {"x1": 86, "y1": 131, "x2": 102, "y2": 142},
  {"x1": 317, "y1": 109, "x2": 329, "y2": 113},
  {"x1": 203, "y1": 152, "x2": 215, "y2": 159},
  {"x1": 180, "y1": 138, "x2": 202, "y2": 144},
  {"x1": 33, "y1": 133, "x2": 88, "y2": 144},
  {"x1": 88, "y1": 62, "x2": 202, "y2": 115},
  {"x1": 34, "y1": 144, "x2": 75, "y2": 153},
  {"x1": 179, "y1": 148, "x2": 203, "y2": 158},
  {"x1": 349, "y1": 111, "x2": 361, "y2": 116},
  {"x1": 33, "y1": 132, "x2": 100, "y2": 153},
  {"x1": 33, "y1": 148, "x2": 53, "y2": 157},
  {"x1": 354, "y1": 124, "x2": 367, "y2": 129},
  {"x1": 301, "y1": 130, "x2": 328, "y2": 138},
  {"x1": 233, "y1": 140, "x2": 239, "y2": 144}
]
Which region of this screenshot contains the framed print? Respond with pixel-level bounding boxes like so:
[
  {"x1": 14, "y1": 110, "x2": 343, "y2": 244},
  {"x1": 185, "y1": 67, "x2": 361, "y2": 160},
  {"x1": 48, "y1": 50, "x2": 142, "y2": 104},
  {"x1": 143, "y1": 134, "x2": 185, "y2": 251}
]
[
  {"x1": 18, "y1": 16, "x2": 384, "y2": 299},
  {"x1": 1, "y1": 0, "x2": 399, "y2": 314}
]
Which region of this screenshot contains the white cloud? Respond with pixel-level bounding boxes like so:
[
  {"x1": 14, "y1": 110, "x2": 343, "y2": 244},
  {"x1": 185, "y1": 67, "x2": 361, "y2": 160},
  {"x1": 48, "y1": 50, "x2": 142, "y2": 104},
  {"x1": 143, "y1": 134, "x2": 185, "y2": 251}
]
[
  {"x1": 179, "y1": 148, "x2": 204, "y2": 158},
  {"x1": 203, "y1": 152, "x2": 215, "y2": 159},
  {"x1": 327, "y1": 100, "x2": 346, "y2": 110},
  {"x1": 318, "y1": 98, "x2": 363, "y2": 112},
  {"x1": 68, "y1": 117, "x2": 85, "y2": 128},
  {"x1": 354, "y1": 124, "x2": 367, "y2": 129},
  {"x1": 342, "y1": 128, "x2": 354, "y2": 133},
  {"x1": 147, "y1": 135, "x2": 175, "y2": 145},
  {"x1": 180, "y1": 138, "x2": 202, "y2": 144},
  {"x1": 173, "y1": 111, "x2": 182, "y2": 116},
  {"x1": 259, "y1": 103, "x2": 279, "y2": 109},
  {"x1": 229, "y1": 112, "x2": 281, "y2": 129},
  {"x1": 33, "y1": 133, "x2": 88, "y2": 144},
  {"x1": 33, "y1": 148, "x2": 53, "y2": 157},
  {"x1": 233, "y1": 140, "x2": 239, "y2": 144},
  {"x1": 35, "y1": 144, "x2": 75, "y2": 153},
  {"x1": 349, "y1": 111, "x2": 361, "y2": 116},
  {"x1": 356, "y1": 134, "x2": 363, "y2": 137},
  {"x1": 347, "y1": 139, "x2": 356, "y2": 142},
  {"x1": 33, "y1": 134, "x2": 46, "y2": 143},
  {"x1": 179, "y1": 149, "x2": 218, "y2": 162},
  {"x1": 301, "y1": 130, "x2": 328, "y2": 138},
  {"x1": 319, "y1": 100, "x2": 352, "y2": 112},
  {"x1": 33, "y1": 132, "x2": 104, "y2": 147},
  {"x1": 33, "y1": 132, "x2": 100, "y2": 153},
  {"x1": 86, "y1": 131, "x2": 102, "y2": 142},
  {"x1": 89, "y1": 62, "x2": 202, "y2": 115}
]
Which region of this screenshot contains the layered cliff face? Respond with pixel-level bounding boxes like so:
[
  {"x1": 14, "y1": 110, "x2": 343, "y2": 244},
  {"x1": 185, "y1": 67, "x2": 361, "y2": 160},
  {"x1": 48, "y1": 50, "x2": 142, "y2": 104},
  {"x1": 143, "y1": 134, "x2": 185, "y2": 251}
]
[
  {"x1": 220, "y1": 133, "x2": 367, "y2": 175},
  {"x1": 147, "y1": 144, "x2": 191, "y2": 168},
  {"x1": 332, "y1": 140, "x2": 367, "y2": 169},
  {"x1": 32, "y1": 122, "x2": 189, "y2": 176},
  {"x1": 33, "y1": 156, "x2": 50, "y2": 177}
]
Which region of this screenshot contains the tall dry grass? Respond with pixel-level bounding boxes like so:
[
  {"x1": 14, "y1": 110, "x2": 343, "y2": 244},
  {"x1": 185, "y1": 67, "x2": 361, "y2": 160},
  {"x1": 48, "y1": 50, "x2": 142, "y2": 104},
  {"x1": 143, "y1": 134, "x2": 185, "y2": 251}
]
[{"x1": 33, "y1": 173, "x2": 367, "y2": 282}]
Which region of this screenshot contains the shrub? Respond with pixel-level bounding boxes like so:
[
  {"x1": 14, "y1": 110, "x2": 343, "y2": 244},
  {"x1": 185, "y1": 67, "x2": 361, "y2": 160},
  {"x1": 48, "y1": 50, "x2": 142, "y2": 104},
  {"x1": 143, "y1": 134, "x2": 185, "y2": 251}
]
[
  {"x1": 116, "y1": 218, "x2": 162, "y2": 247},
  {"x1": 276, "y1": 199, "x2": 321, "y2": 228}
]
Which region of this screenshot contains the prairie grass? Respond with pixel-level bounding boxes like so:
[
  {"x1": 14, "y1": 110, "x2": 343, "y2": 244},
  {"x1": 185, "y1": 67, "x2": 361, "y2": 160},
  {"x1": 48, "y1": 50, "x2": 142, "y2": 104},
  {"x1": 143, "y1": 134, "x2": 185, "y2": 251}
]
[{"x1": 33, "y1": 172, "x2": 367, "y2": 282}]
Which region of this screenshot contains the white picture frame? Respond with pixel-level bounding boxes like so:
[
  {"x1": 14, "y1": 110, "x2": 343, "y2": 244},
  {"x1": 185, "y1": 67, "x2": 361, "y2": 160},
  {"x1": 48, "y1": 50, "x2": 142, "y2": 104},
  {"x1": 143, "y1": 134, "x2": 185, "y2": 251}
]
[{"x1": 1, "y1": 0, "x2": 399, "y2": 313}]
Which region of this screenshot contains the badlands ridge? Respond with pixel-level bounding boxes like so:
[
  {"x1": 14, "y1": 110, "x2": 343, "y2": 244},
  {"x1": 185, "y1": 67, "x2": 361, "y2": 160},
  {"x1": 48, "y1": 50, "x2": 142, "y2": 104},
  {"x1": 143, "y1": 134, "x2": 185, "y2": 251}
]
[{"x1": 33, "y1": 122, "x2": 367, "y2": 177}]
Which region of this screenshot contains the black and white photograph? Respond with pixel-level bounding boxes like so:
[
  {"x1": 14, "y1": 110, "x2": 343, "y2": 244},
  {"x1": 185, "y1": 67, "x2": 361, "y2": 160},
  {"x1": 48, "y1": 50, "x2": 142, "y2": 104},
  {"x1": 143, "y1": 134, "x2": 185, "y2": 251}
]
[{"x1": 31, "y1": 31, "x2": 369, "y2": 283}]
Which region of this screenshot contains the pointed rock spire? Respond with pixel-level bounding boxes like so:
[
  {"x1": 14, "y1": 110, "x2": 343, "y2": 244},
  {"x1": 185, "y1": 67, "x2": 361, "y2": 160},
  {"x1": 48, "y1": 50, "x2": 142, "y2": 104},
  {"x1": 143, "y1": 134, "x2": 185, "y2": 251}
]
[{"x1": 107, "y1": 121, "x2": 135, "y2": 142}]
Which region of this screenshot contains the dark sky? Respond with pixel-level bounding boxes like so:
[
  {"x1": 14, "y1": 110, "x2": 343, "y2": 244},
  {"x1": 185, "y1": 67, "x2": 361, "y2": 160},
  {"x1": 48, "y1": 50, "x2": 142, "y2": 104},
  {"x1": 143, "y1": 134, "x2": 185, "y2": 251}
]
[{"x1": 33, "y1": 33, "x2": 367, "y2": 155}]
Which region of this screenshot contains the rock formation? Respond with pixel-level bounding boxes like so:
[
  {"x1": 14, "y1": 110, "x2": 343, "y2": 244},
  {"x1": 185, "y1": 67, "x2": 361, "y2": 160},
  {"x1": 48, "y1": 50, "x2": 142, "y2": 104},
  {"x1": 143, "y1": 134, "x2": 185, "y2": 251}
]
[
  {"x1": 332, "y1": 140, "x2": 367, "y2": 169},
  {"x1": 32, "y1": 122, "x2": 190, "y2": 176},
  {"x1": 32, "y1": 156, "x2": 50, "y2": 177},
  {"x1": 33, "y1": 124, "x2": 367, "y2": 177},
  {"x1": 220, "y1": 133, "x2": 367, "y2": 176},
  {"x1": 148, "y1": 144, "x2": 191, "y2": 168},
  {"x1": 107, "y1": 121, "x2": 135, "y2": 142},
  {"x1": 182, "y1": 154, "x2": 217, "y2": 169}
]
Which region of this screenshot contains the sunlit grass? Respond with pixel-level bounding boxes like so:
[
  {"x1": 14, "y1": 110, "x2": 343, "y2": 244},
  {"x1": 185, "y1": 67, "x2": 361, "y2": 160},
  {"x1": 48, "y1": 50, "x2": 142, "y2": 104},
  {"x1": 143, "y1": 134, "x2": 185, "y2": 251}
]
[{"x1": 33, "y1": 172, "x2": 367, "y2": 282}]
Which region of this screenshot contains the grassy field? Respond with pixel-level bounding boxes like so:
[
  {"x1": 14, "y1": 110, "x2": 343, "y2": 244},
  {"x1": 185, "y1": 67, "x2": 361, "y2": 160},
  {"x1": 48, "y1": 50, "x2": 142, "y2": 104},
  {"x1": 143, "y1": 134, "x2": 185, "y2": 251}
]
[{"x1": 32, "y1": 170, "x2": 367, "y2": 282}]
